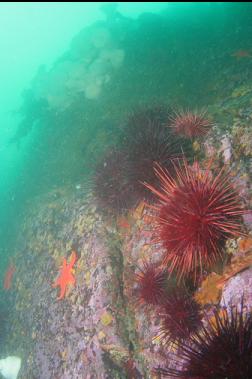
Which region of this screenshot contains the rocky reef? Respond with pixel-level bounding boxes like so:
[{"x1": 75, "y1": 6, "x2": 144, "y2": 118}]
[
  {"x1": 4, "y1": 128, "x2": 252, "y2": 377},
  {"x1": 2, "y1": 4, "x2": 252, "y2": 379}
]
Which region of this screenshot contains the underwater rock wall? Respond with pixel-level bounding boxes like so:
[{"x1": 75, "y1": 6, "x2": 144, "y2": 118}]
[
  {"x1": 3, "y1": 5, "x2": 252, "y2": 378},
  {"x1": 6, "y1": 189, "x2": 151, "y2": 378},
  {"x1": 6, "y1": 165, "x2": 251, "y2": 379},
  {"x1": 5, "y1": 184, "x2": 184, "y2": 378},
  {"x1": 6, "y1": 109, "x2": 252, "y2": 378}
]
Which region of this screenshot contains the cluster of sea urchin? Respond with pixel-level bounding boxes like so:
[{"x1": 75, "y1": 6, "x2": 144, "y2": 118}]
[
  {"x1": 94, "y1": 106, "x2": 195, "y2": 214},
  {"x1": 122, "y1": 107, "x2": 194, "y2": 203},
  {"x1": 169, "y1": 109, "x2": 212, "y2": 139},
  {"x1": 157, "y1": 302, "x2": 252, "y2": 379},
  {"x1": 144, "y1": 160, "x2": 244, "y2": 280}
]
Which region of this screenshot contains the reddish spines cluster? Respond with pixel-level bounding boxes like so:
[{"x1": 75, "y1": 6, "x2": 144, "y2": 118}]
[
  {"x1": 121, "y1": 107, "x2": 193, "y2": 203},
  {"x1": 158, "y1": 290, "x2": 202, "y2": 345},
  {"x1": 93, "y1": 106, "x2": 195, "y2": 214},
  {"x1": 157, "y1": 303, "x2": 252, "y2": 378},
  {"x1": 145, "y1": 160, "x2": 244, "y2": 279},
  {"x1": 169, "y1": 109, "x2": 212, "y2": 139},
  {"x1": 135, "y1": 262, "x2": 168, "y2": 306}
]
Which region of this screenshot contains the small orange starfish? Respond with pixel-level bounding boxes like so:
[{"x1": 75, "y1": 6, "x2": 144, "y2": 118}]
[{"x1": 52, "y1": 251, "x2": 77, "y2": 300}]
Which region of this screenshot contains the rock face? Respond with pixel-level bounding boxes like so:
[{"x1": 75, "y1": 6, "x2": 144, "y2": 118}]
[
  {"x1": 6, "y1": 184, "x2": 187, "y2": 379},
  {"x1": 220, "y1": 267, "x2": 252, "y2": 311},
  {"x1": 5, "y1": 115, "x2": 252, "y2": 377},
  {"x1": 6, "y1": 184, "x2": 178, "y2": 378},
  {"x1": 5, "y1": 154, "x2": 252, "y2": 378},
  {"x1": 3, "y1": 6, "x2": 252, "y2": 378},
  {"x1": 4, "y1": 109, "x2": 251, "y2": 378},
  {"x1": 6, "y1": 189, "x2": 152, "y2": 378}
]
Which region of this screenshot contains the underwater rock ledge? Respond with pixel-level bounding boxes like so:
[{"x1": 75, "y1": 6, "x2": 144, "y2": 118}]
[{"x1": 7, "y1": 189, "x2": 151, "y2": 379}]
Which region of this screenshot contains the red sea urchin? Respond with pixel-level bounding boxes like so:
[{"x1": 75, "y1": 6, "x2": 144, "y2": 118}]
[
  {"x1": 157, "y1": 303, "x2": 252, "y2": 379},
  {"x1": 158, "y1": 290, "x2": 202, "y2": 346},
  {"x1": 144, "y1": 161, "x2": 244, "y2": 279},
  {"x1": 169, "y1": 109, "x2": 212, "y2": 139},
  {"x1": 135, "y1": 262, "x2": 168, "y2": 307}
]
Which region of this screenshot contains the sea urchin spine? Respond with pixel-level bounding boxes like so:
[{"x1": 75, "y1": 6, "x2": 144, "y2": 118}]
[
  {"x1": 135, "y1": 261, "x2": 168, "y2": 307},
  {"x1": 158, "y1": 290, "x2": 202, "y2": 346},
  {"x1": 169, "y1": 109, "x2": 212, "y2": 139},
  {"x1": 157, "y1": 302, "x2": 252, "y2": 379},
  {"x1": 121, "y1": 106, "x2": 194, "y2": 203},
  {"x1": 144, "y1": 160, "x2": 244, "y2": 279}
]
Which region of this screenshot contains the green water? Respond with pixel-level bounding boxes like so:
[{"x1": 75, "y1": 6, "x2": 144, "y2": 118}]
[
  {"x1": 0, "y1": 1, "x2": 171, "y2": 256},
  {"x1": 0, "y1": 2, "x2": 252, "y2": 377}
]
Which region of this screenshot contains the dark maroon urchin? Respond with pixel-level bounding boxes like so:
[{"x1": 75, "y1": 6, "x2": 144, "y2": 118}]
[
  {"x1": 93, "y1": 148, "x2": 136, "y2": 213},
  {"x1": 158, "y1": 290, "x2": 202, "y2": 346},
  {"x1": 156, "y1": 302, "x2": 252, "y2": 379},
  {"x1": 169, "y1": 109, "x2": 212, "y2": 139},
  {"x1": 121, "y1": 106, "x2": 194, "y2": 202},
  {"x1": 135, "y1": 261, "x2": 169, "y2": 307}
]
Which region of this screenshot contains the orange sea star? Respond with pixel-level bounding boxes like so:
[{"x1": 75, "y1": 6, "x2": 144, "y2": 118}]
[{"x1": 52, "y1": 251, "x2": 77, "y2": 300}]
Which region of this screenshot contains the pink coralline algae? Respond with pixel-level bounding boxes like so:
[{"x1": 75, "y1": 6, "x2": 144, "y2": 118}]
[{"x1": 220, "y1": 266, "x2": 252, "y2": 311}]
